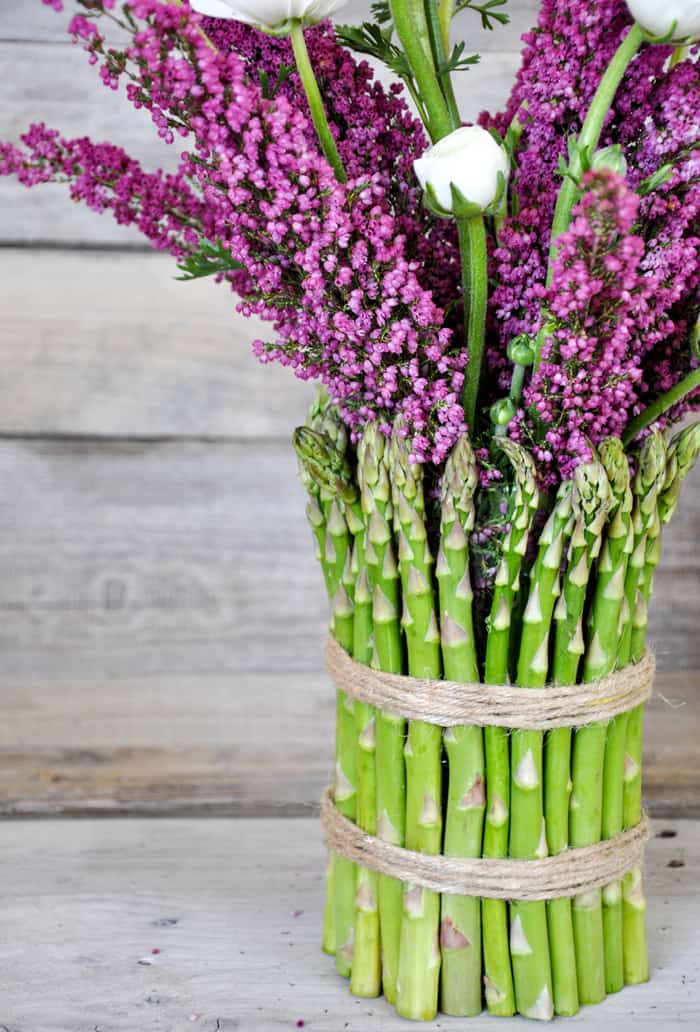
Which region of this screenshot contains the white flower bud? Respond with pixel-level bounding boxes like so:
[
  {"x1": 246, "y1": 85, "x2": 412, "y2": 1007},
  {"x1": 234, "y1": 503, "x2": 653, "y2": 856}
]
[
  {"x1": 413, "y1": 126, "x2": 509, "y2": 217},
  {"x1": 190, "y1": 0, "x2": 347, "y2": 31},
  {"x1": 626, "y1": 0, "x2": 700, "y2": 41}
]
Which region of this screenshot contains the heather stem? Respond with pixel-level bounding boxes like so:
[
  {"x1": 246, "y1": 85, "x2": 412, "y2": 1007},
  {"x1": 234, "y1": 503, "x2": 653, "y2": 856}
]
[
  {"x1": 289, "y1": 22, "x2": 347, "y2": 184},
  {"x1": 534, "y1": 24, "x2": 644, "y2": 370},
  {"x1": 458, "y1": 214, "x2": 488, "y2": 428},
  {"x1": 622, "y1": 367, "x2": 700, "y2": 446}
]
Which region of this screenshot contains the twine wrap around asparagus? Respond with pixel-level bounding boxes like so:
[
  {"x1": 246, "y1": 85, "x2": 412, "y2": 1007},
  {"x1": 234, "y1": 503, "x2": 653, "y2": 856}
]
[
  {"x1": 324, "y1": 635, "x2": 655, "y2": 728},
  {"x1": 320, "y1": 787, "x2": 650, "y2": 902}
]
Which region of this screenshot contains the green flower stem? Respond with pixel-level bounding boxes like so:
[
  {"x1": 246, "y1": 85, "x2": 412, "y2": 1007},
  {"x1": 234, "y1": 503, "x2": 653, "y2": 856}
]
[
  {"x1": 458, "y1": 214, "x2": 488, "y2": 429},
  {"x1": 582, "y1": 439, "x2": 634, "y2": 996},
  {"x1": 622, "y1": 367, "x2": 700, "y2": 446},
  {"x1": 534, "y1": 24, "x2": 644, "y2": 370},
  {"x1": 510, "y1": 483, "x2": 574, "y2": 1021},
  {"x1": 436, "y1": 437, "x2": 483, "y2": 1016},
  {"x1": 425, "y1": 0, "x2": 461, "y2": 129},
  {"x1": 289, "y1": 22, "x2": 347, "y2": 183},
  {"x1": 391, "y1": 424, "x2": 443, "y2": 1021},
  {"x1": 389, "y1": 0, "x2": 453, "y2": 141},
  {"x1": 438, "y1": 0, "x2": 455, "y2": 54},
  {"x1": 547, "y1": 24, "x2": 644, "y2": 268},
  {"x1": 357, "y1": 425, "x2": 405, "y2": 1005},
  {"x1": 482, "y1": 441, "x2": 538, "y2": 1017},
  {"x1": 548, "y1": 461, "x2": 611, "y2": 1013}
]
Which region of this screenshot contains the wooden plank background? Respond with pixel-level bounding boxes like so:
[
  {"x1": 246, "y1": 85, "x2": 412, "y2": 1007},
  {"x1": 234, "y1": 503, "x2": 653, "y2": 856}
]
[{"x1": 0, "y1": 1, "x2": 698, "y2": 817}]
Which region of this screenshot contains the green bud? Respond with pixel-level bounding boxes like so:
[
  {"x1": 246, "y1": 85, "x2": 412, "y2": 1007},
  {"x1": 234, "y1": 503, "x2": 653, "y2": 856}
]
[
  {"x1": 507, "y1": 335, "x2": 536, "y2": 367},
  {"x1": 490, "y1": 397, "x2": 516, "y2": 428},
  {"x1": 591, "y1": 144, "x2": 628, "y2": 177}
]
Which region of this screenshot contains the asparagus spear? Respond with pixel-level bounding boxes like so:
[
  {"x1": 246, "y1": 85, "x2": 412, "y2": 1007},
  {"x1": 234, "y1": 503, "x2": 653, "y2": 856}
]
[
  {"x1": 581, "y1": 438, "x2": 634, "y2": 996},
  {"x1": 294, "y1": 425, "x2": 383, "y2": 997},
  {"x1": 482, "y1": 439, "x2": 539, "y2": 1018},
  {"x1": 617, "y1": 430, "x2": 666, "y2": 987},
  {"x1": 350, "y1": 552, "x2": 382, "y2": 998},
  {"x1": 551, "y1": 460, "x2": 612, "y2": 1009},
  {"x1": 390, "y1": 421, "x2": 443, "y2": 1022},
  {"x1": 436, "y1": 435, "x2": 484, "y2": 1017},
  {"x1": 510, "y1": 481, "x2": 574, "y2": 1022},
  {"x1": 623, "y1": 426, "x2": 699, "y2": 985},
  {"x1": 293, "y1": 422, "x2": 356, "y2": 979},
  {"x1": 356, "y1": 424, "x2": 405, "y2": 1005}
]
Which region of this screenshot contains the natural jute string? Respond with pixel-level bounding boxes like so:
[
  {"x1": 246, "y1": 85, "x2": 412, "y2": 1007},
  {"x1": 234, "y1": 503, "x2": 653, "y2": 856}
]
[
  {"x1": 321, "y1": 788, "x2": 649, "y2": 901},
  {"x1": 325, "y1": 636, "x2": 655, "y2": 729}
]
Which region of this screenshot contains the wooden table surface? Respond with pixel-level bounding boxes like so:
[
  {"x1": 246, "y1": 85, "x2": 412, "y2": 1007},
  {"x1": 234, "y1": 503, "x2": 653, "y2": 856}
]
[{"x1": 1, "y1": 817, "x2": 698, "y2": 1032}]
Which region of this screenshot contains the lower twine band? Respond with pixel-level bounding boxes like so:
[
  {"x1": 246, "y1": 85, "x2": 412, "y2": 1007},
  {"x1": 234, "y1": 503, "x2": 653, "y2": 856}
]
[{"x1": 320, "y1": 788, "x2": 649, "y2": 902}]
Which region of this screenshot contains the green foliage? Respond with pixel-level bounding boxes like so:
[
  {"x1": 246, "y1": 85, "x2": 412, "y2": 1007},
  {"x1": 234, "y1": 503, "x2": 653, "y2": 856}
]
[
  {"x1": 258, "y1": 63, "x2": 294, "y2": 100},
  {"x1": 440, "y1": 41, "x2": 480, "y2": 75},
  {"x1": 176, "y1": 240, "x2": 245, "y2": 281},
  {"x1": 454, "y1": 0, "x2": 510, "y2": 31}
]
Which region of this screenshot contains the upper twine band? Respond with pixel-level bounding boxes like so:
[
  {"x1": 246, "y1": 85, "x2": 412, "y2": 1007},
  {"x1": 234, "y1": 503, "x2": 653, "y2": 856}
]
[
  {"x1": 321, "y1": 788, "x2": 649, "y2": 901},
  {"x1": 325, "y1": 636, "x2": 655, "y2": 730}
]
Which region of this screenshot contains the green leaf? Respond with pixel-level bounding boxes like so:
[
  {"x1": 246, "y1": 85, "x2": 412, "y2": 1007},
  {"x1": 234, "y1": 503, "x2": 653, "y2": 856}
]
[
  {"x1": 440, "y1": 41, "x2": 480, "y2": 75},
  {"x1": 176, "y1": 240, "x2": 245, "y2": 282},
  {"x1": 453, "y1": 0, "x2": 510, "y2": 31}
]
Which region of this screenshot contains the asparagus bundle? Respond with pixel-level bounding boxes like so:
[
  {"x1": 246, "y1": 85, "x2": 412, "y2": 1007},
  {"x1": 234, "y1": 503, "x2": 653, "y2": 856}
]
[{"x1": 303, "y1": 405, "x2": 697, "y2": 1021}]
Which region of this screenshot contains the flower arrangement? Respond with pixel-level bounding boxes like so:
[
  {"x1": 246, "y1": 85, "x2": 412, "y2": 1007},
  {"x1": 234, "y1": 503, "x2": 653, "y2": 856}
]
[{"x1": 3, "y1": 0, "x2": 699, "y2": 1022}]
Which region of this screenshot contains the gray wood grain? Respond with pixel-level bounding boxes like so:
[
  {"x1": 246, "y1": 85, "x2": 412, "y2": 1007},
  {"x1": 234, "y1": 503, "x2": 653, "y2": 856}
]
[
  {"x1": 0, "y1": 249, "x2": 313, "y2": 438},
  {"x1": 0, "y1": 668, "x2": 697, "y2": 817},
  {"x1": 0, "y1": 816, "x2": 698, "y2": 1030},
  {"x1": 0, "y1": 438, "x2": 696, "y2": 681}
]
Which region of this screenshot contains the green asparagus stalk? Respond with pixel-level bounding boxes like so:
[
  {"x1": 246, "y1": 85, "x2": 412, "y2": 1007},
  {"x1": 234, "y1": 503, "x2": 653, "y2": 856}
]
[
  {"x1": 435, "y1": 435, "x2": 483, "y2": 1016},
  {"x1": 551, "y1": 460, "x2": 611, "y2": 1009},
  {"x1": 390, "y1": 421, "x2": 443, "y2": 1021},
  {"x1": 510, "y1": 481, "x2": 574, "y2": 1022},
  {"x1": 350, "y1": 551, "x2": 382, "y2": 998},
  {"x1": 582, "y1": 438, "x2": 634, "y2": 996},
  {"x1": 482, "y1": 439, "x2": 539, "y2": 1017},
  {"x1": 618, "y1": 430, "x2": 667, "y2": 987},
  {"x1": 623, "y1": 426, "x2": 700, "y2": 986},
  {"x1": 356, "y1": 424, "x2": 405, "y2": 1005},
  {"x1": 293, "y1": 419, "x2": 356, "y2": 979},
  {"x1": 294, "y1": 420, "x2": 343, "y2": 957}
]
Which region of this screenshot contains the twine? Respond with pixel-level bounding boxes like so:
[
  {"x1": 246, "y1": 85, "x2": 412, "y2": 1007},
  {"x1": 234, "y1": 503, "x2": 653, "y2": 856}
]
[
  {"x1": 325, "y1": 636, "x2": 655, "y2": 730},
  {"x1": 321, "y1": 788, "x2": 649, "y2": 901}
]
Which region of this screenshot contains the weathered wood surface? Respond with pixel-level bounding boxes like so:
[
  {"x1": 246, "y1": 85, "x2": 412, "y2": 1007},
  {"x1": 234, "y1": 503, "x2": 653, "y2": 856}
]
[
  {"x1": 0, "y1": 250, "x2": 312, "y2": 438},
  {"x1": 0, "y1": 438, "x2": 696, "y2": 679},
  {"x1": 0, "y1": 1, "x2": 532, "y2": 246},
  {"x1": 1, "y1": 816, "x2": 698, "y2": 1031},
  {"x1": 0, "y1": 669, "x2": 697, "y2": 817}
]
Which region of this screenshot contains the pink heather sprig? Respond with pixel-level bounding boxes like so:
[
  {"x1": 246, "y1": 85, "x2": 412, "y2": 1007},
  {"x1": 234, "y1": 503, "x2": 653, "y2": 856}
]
[
  {"x1": 27, "y1": 0, "x2": 466, "y2": 463},
  {"x1": 515, "y1": 170, "x2": 669, "y2": 481},
  {"x1": 0, "y1": 124, "x2": 210, "y2": 255},
  {"x1": 198, "y1": 13, "x2": 461, "y2": 314},
  {"x1": 484, "y1": 0, "x2": 671, "y2": 390}
]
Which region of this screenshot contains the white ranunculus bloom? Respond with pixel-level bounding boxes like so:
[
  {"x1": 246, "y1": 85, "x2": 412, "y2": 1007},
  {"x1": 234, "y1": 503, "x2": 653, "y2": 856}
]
[
  {"x1": 413, "y1": 126, "x2": 509, "y2": 216},
  {"x1": 626, "y1": 0, "x2": 700, "y2": 41},
  {"x1": 190, "y1": 0, "x2": 347, "y2": 30}
]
